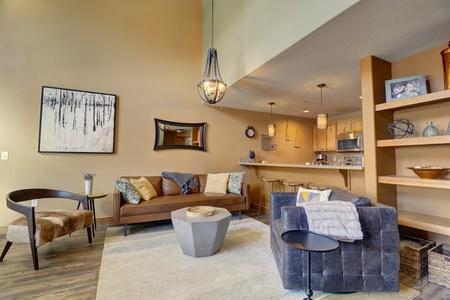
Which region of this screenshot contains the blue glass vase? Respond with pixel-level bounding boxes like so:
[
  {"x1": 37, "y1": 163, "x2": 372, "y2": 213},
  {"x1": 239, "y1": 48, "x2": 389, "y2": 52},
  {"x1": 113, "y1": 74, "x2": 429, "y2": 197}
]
[
  {"x1": 249, "y1": 150, "x2": 255, "y2": 162},
  {"x1": 422, "y1": 122, "x2": 439, "y2": 137}
]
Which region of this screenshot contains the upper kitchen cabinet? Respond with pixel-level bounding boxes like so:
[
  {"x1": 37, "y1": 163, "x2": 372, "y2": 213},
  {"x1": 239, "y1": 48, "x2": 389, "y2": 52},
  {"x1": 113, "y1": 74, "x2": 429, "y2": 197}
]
[
  {"x1": 313, "y1": 122, "x2": 337, "y2": 152},
  {"x1": 337, "y1": 118, "x2": 363, "y2": 135}
]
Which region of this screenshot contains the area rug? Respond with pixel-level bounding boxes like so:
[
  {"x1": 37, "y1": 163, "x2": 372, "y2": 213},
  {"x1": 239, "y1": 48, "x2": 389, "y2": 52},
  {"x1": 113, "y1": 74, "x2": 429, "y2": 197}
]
[{"x1": 96, "y1": 216, "x2": 419, "y2": 300}]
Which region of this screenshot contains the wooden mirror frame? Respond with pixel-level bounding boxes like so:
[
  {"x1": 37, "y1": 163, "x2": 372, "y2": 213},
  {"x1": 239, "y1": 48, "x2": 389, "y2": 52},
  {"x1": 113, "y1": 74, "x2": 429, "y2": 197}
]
[{"x1": 153, "y1": 118, "x2": 206, "y2": 151}]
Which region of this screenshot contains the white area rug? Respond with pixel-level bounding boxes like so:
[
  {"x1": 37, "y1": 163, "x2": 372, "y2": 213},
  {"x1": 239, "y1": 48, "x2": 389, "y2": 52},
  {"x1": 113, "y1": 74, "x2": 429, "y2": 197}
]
[{"x1": 96, "y1": 216, "x2": 419, "y2": 300}]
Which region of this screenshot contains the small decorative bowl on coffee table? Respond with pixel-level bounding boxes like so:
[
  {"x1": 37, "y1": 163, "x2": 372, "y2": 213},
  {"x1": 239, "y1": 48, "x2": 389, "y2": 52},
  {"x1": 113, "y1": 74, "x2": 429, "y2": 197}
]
[{"x1": 186, "y1": 206, "x2": 215, "y2": 217}]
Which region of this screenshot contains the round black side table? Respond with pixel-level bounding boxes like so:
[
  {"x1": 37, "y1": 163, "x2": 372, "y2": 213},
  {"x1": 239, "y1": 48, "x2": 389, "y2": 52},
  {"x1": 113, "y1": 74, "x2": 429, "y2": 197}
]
[{"x1": 281, "y1": 230, "x2": 339, "y2": 300}]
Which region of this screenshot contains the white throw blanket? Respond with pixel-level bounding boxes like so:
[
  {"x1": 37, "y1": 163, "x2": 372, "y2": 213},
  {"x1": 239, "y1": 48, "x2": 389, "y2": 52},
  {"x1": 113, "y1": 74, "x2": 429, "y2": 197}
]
[{"x1": 299, "y1": 201, "x2": 363, "y2": 242}]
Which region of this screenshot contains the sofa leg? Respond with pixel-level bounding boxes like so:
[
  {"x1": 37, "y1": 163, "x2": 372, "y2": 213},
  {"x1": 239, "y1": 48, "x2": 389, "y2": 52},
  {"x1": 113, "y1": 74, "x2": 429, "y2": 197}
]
[
  {"x1": 124, "y1": 224, "x2": 128, "y2": 237},
  {"x1": 238, "y1": 210, "x2": 242, "y2": 220}
]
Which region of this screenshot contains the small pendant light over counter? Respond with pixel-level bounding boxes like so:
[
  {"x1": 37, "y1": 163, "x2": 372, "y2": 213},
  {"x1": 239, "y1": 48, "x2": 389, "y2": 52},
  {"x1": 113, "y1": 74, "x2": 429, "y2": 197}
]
[
  {"x1": 317, "y1": 83, "x2": 328, "y2": 129},
  {"x1": 197, "y1": 0, "x2": 227, "y2": 105},
  {"x1": 268, "y1": 102, "x2": 276, "y2": 137}
]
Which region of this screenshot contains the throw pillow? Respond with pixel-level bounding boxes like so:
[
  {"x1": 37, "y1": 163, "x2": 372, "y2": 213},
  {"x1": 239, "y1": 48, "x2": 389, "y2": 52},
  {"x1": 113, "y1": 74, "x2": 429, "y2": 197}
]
[
  {"x1": 115, "y1": 179, "x2": 141, "y2": 204},
  {"x1": 204, "y1": 173, "x2": 230, "y2": 194},
  {"x1": 328, "y1": 187, "x2": 371, "y2": 207},
  {"x1": 227, "y1": 172, "x2": 245, "y2": 195},
  {"x1": 296, "y1": 187, "x2": 331, "y2": 205},
  {"x1": 130, "y1": 177, "x2": 157, "y2": 201}
]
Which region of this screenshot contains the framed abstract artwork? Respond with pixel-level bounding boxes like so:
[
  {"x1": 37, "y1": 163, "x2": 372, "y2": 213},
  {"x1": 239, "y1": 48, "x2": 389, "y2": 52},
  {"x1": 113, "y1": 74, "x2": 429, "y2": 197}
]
[{"x1": 38, "y1": 86, "x2": 117, "y2": 154}]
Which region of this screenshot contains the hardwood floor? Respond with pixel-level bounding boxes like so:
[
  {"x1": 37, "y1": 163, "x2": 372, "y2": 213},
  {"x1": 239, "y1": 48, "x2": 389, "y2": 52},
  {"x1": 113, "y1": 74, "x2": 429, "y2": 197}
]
[
  {"x1": 1, "y1": 209, "x2": 449, "y2": 299},
  {"x1": 0, "y1": 225, "x2": 106, "y2": 300}
]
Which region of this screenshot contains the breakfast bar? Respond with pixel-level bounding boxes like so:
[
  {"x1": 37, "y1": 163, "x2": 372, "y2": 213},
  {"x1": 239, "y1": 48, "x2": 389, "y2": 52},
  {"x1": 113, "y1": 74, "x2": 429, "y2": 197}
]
[{"x1": 239, "y1": 162, "x2": 363, "y2": 189}]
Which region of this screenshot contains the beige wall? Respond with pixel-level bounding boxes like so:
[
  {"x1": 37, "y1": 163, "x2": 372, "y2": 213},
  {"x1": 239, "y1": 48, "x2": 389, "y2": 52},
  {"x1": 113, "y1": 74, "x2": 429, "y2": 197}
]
[
  {"x1": 0, "y1": 0, "x2": 329, "y2": 226},
  {"x1": 204, "y1": 0, "x2": 359, "y2": 86}
]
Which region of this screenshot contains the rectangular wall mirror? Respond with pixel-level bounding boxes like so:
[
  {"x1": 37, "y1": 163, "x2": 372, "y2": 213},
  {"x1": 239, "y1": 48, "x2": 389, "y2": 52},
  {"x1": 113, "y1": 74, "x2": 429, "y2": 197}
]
[{"x1": 154, "y1": 118, "x2": 206, "y2": 151}]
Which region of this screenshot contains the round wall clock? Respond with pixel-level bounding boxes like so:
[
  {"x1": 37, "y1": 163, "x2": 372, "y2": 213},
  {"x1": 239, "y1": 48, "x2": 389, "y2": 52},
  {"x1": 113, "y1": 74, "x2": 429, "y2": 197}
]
[{"x1": 245, "y1": 125, "x2": 256, "y2": 138}]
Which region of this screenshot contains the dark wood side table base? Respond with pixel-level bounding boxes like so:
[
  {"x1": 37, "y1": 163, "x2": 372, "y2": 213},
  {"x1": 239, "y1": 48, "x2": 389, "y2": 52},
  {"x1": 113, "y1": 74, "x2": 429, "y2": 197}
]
[{"x1": 76, "y1": 192, "x2": 108, "y2": 237}]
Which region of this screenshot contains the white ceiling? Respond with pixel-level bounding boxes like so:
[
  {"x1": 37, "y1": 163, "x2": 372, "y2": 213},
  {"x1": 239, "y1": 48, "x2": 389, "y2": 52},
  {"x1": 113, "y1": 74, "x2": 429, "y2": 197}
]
[{"x1": 218, "y1": 0, "x2": 450, "y2": 119}]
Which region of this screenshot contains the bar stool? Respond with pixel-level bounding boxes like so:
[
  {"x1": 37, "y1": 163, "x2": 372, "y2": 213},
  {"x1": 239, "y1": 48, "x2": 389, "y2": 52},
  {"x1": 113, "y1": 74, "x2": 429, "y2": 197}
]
[
  {"x1": 258, "y1": 176, "x2": 280, "y2": 218},
  {"x1": 280, "y1": 179, "x2": 304, "y2": 192}
]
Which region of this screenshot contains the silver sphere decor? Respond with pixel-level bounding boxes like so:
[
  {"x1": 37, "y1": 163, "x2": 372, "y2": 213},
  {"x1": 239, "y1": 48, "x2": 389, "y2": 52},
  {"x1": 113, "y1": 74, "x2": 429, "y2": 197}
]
[{"x1": 386, "y1": 118, "x2": 415, "y2": 139}]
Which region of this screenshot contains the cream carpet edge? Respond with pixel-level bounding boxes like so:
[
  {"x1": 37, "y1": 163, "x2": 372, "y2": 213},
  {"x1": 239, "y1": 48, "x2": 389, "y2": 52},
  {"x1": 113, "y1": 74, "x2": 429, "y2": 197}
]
[{"x1": 96, "y1": 216, "x2": 419, "y2": 300}]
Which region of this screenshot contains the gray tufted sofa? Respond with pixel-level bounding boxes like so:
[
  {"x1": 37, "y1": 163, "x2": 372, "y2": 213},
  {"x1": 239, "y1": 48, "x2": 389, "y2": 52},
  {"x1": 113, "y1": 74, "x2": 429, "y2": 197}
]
[{"x1": 270, "y1": 189, "x2": 400, "y2": 292}]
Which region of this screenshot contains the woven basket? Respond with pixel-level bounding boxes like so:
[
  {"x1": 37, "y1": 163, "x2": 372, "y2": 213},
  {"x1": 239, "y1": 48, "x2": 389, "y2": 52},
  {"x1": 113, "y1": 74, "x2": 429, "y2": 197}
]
[
  {"x1": 428, "y1": 243, "x2": 450, "y2": 289},
  {"x1": 399, "y1": 235, "x2": 435, "y2": 278}
]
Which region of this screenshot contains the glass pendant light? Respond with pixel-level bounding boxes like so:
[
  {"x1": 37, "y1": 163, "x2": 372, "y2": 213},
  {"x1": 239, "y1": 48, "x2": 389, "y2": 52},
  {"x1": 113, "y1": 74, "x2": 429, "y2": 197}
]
[
  {"x1": 268, "y1": 102, "x2": 276, "y2": 136},
  {"x1": 317, "y1": 83, "x2": 328, "y2": 129},
  {"x1": 197, "y1": 0, "x2": 227, "y2": 105}
]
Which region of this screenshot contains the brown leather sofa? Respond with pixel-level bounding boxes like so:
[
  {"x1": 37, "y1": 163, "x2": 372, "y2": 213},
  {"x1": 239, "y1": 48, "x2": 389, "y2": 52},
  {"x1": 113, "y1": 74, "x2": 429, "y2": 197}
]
[{"x1": 113, "y1": 174, "x2": 250, "y2": 236}]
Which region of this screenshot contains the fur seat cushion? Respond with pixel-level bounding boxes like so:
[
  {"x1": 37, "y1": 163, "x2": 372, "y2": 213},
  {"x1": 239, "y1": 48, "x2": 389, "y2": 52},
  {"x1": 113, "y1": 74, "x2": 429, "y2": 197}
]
[{"x1": 6, "y1": 210, "x2": 93, "y2": 247}]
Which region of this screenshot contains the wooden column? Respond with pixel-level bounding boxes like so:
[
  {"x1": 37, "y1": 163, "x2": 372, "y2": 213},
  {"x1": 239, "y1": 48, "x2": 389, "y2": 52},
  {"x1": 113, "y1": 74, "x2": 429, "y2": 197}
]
[{"x1": 360, "y1": 55, "x2": 397, "y2": 206}]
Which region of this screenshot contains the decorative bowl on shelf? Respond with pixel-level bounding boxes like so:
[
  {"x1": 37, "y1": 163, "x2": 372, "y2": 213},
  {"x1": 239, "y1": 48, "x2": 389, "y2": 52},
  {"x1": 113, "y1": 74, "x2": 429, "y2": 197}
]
[{"x1": 406, "y1": 167, "x2": 450, "y2": 179}]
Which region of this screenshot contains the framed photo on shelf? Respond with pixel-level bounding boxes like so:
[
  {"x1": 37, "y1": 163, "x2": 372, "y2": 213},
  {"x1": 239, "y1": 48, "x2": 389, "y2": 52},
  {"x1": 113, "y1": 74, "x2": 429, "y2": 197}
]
[
  {"x1": 385, "y1": 74, "x2": 427, "y2": 102},
  {"x1": 38, "y1": 86, "x2": 117, "y2": 154}
]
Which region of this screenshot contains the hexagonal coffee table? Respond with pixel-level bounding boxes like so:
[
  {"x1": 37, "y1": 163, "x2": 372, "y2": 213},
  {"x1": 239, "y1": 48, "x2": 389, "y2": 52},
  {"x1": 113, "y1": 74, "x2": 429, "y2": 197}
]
[{"x1": 171, "y1": 207, "x2": 231, "y2": 258}]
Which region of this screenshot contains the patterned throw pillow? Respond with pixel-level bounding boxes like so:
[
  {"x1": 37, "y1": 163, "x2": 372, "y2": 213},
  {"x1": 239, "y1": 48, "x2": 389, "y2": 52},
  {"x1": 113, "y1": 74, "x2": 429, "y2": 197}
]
[
  {"x1": 204, "y1": 173, "x2": 230, "y2": 194},
  {"x1": 115, "y1": 179, "x2": 141, "y2": 204},
  {"x1": 296, "y1": 187, "x2": 331, "y2": 206},
  {"x1": 130, "y1": 177, "x2": 157, "y2": 201},
  {"x1": 227, "y1": 172, "x2": 245, "y2": 195}
]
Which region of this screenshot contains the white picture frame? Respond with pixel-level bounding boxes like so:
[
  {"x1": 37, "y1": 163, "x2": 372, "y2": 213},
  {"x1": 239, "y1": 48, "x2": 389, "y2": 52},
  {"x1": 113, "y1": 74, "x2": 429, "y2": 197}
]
[{"x1": 385, "y1": 74, "x2": 427, "y2": 102}]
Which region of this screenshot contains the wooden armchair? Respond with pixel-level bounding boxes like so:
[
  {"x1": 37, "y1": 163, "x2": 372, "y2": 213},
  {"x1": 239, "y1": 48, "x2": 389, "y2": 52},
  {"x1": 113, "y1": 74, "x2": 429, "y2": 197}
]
[{"x1": 0, "y1": 189, "x2": 93, "y2": 270}]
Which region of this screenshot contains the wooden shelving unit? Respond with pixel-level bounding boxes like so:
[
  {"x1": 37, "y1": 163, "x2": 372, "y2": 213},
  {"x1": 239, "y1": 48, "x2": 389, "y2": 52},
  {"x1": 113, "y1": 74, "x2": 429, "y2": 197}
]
[
  {"x1": 361, "y1": 56, "x2": 450, "y2": 237},
  {"x1": 376, "y1": 90, "x2": 450, "y2": 236},
  {"x1": 377, "y1": 135, "x2": 450, "y2": 147},
  {"x1": 398, "y1": 211, "x2": 450, "y2": 236},
  {"x1": 376, "y1": 89, "x2": 450, "y2": 112},
  {"x1": 378, "y1": 175, "x2": 450, "y2": 189}
]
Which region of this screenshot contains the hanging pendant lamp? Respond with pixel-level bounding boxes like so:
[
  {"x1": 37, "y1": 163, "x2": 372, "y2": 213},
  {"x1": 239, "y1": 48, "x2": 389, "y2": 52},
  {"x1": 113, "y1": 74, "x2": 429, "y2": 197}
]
[
  {"x1": 197, "y1": 0, "x2": 227, "y2": 105},
  {"x1": 317, "y1": 83, "x2": 328, "y2": 129},
  {"x1": 268, "y1": 102, "x2": 276, "y2": 136}
]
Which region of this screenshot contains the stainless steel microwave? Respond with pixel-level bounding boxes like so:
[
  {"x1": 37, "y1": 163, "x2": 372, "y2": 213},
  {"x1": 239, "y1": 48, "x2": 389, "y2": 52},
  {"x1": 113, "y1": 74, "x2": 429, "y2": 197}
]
[{"x1": 336, "y1": 133, "x2": 364, "y2": 152}]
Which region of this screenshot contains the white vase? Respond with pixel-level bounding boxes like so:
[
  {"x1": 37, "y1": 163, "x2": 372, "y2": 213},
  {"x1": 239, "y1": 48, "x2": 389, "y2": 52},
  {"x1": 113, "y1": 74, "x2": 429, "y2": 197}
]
[{"x1": 85, "y1": 180, "x2": 93, "y2": 195}]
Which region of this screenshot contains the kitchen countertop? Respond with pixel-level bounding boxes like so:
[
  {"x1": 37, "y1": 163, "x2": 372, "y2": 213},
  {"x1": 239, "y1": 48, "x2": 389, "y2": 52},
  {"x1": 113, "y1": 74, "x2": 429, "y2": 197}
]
[{"x1": 239, "y1": 162, "x2": 364, "y2": 171}]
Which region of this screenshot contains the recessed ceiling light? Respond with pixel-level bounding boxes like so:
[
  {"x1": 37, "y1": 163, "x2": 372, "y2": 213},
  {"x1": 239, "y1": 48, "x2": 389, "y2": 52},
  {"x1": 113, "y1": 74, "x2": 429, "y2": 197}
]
[{"x1": 303, "y1": 110, "x2": 310, "y2": 113}]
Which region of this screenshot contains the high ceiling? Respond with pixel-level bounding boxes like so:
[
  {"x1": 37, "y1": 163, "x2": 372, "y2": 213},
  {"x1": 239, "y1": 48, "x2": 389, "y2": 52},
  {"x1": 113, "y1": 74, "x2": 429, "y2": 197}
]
[{"x1": 218, "y1": 0, "x2": 450, "y2": 119}]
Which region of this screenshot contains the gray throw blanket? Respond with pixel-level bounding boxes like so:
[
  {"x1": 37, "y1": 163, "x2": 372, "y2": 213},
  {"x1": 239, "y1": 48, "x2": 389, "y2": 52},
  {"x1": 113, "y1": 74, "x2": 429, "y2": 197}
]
[
  {"x1": 298, "y1": 200, "x2": 363, "y2": 242},
  {"x1": 161, "y1": 172, "x2": 198, "y2": 195}
]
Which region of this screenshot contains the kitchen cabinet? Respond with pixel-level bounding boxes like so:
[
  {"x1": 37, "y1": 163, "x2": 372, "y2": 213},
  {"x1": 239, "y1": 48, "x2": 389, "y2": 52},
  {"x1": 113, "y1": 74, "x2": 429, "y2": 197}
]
[
  {"x1": 337, "y1": 118, "x2": 363, "y2": 135},
  {"x1": 313, "y1": 122, "x2": 336, "y2": 152},
  {"x1": 361, "y1": 54, "x2": 450, "y2": 236}
]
